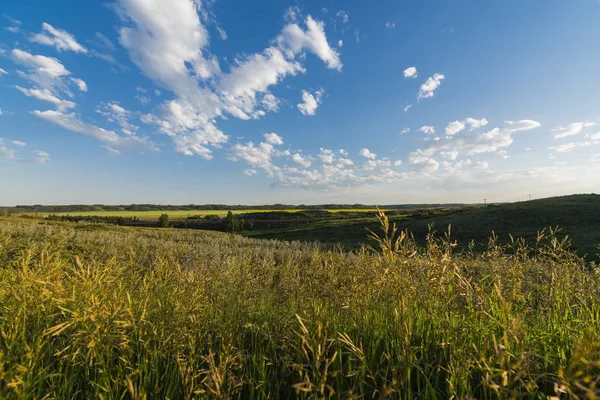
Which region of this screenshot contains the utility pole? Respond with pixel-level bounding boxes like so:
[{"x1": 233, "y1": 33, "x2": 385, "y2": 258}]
[
  {"x1": 483, "y1": 198, "x2": 487, "y2": 207},
  {"x1": 528, "y1": 194, "x2": 532, "y2": 201}
]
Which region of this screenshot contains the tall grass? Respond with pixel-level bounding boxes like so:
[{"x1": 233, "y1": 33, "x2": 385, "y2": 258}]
[{"x1": 0, "y1": 218, "x2": 599, "y2": 399}]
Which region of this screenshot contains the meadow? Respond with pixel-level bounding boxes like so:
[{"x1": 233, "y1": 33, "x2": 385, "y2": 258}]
[
  {"x1": 40, "y1": 209, "x2": 386, "y2": 221},
  {"x1": 1, "y1": 210, "x2": 599, "y2": 399}
]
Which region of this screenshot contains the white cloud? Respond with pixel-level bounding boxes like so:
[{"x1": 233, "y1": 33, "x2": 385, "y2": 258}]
[
  {"x1": 445, "y1": 121, "x2": 465, "y2": 136},
  {"x1": 0, "y1": 109, "x2": 3, "y2": 116},
  {"x1": 71, "y1": 78, "x2": 87, "y2": 92},
  {"x1": 12, "y1": 49, "x2": 71, "y2": 89},
  {"x1": 551, "y1": 122, "x2": 596, "y2": 139},
  {"x1": 403, "y1": 66, "x2": 417, "y2": 79},
  {"x1": 359, "y1": 148, "x2": 377, "y2": 159},
  {"x1": 446, "y1": 117, "x2": 488, "y2": 135},
  {"x1": 243, "y1": 169, "x2": 257, "y2": 176},
  {"x1": 335, "y1": 10, "x2": 349, "y2": 24},
  {"x1": 418, "y1": 73, "x2": 445, "y2": 99},
  {"x1": 284, "y1": 6, "x2": 302, "y2": 23},
  {"x1": 264, "y1": 132, "x2": 283, "y2": 145},
  {"x1": 0, "y1": 68, "x2": 7, "y2": 75},
  {"x1": 216, "y1": 27, "x2": 227, "y2": 40},
  {"x1": 292, "y1": 153, "x2": 312, "y2": 168},
  {"x1": 297, "y1": 88, "x2": 324, "y2": 116},
  {"x1": 277, "y1": 16, "x2": 342, "y2": 71},
  {"x1": 400, "y1": 127, "x2": 410, "y2": 135},
  {"x1": 229, "y1": 141, "x2": 278, "y2": 173},
  {"x1": 338, "y1": 40, "x2": 343, "y2": 47},
  {"x1": 419, "y1": 125, "x2": 436, "y2": 135},
  {"x1": 15, "y1": 86, "x2": 76, "y2": 111},
  {"x1": 34, "y1": 150, "x2": 50, "y2": 163},
  {"x1": 476, "y1": 161, "x2": 489, "y2": 169},
  {"x1": 0, "y1": 138, "x2": 17, "y2": 161},
  {"x1": 220, "y1": 47, "x2": 304, "y2": 119},
  {"x1": 12, "y1": 140, "x2": 26, "y2": 147},
  {"x1": 386, "y1": 22, "x2": 396, "y2": 28},
  {"x1": 32, "y1": 110, "x2": 156, "y2": 154},
  {"x1": 504, "y1": 120, "x2": 541, "y2": 133},
  {"x1": 30, "y1": 23, "x2": 88, "y2": 53},
  {"x1": 403, "y1": 104, "x2": 412, "y2": 113},
  {"x1": 408, "y1": 149, "x2": 440, "y2": 173},
  {"x1": 258, "y1": 92, "x2": 279, "y2": 113},
  {"x1": 114, "y1": 0, "x2": 341, "y2": 158},
  {"x1": 394, "y1": 160, "x2": 402, "y2": 166},
  {"x1": 95, "y1": 32, "x2": 116, "y2": 51},
  {"x1": 587, "y1": 132, "x2": 600, "y2": 141},
  {"x1": 465, "y1": 118, "x2": 489, "y2": 130},
  {"x1": 96, "y1": 102, "x2": 139, "y2": 135}
]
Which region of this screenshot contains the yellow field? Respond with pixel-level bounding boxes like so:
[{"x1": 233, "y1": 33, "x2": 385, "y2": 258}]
[{"x1": 44, "y1": 209, "x2": 383, "y2": 221}]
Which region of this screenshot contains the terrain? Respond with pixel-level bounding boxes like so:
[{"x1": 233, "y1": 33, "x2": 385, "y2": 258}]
[{"x1": 0, "y1": 211, "x2": 599, "y2": 398}]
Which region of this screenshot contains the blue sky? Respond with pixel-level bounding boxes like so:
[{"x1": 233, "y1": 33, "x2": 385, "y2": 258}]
[{"x1": 1, "y1": 0, "x2": 599, "y2": 205}]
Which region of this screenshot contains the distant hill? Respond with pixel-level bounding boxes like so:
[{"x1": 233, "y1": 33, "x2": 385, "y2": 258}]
[{"x1": 248, "y1": 194, "x2": 600, "y2": 259}]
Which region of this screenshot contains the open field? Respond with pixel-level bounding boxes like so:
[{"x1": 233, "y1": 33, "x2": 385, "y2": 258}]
[
  {"x1": 34, "y1": 208, "x2": 389, "y2": 220},
  {"x1": 1, "y1": 214, "x2": 599, "y2": 398},
  {"x1": 246, "y1": 194, "x2": 600, "y2": 259}
]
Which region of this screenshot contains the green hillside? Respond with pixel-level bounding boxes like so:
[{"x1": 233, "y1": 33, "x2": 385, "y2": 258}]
[{"x1": 247, "y1": 194, "x2": 600, "y2": 258}]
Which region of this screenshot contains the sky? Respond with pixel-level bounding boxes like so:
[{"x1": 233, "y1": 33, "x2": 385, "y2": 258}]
[{"x1": 1, "y1": 0, "x2": 599, "y2": 206}]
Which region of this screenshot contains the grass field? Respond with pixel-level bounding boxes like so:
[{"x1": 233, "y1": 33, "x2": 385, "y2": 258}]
[
  {"x1": 246, "y1": 194, "x2": 600, "y2": 259},
  {"x1": 40, "y1": 208, "x2": 387, "y2": 220},
  {"x1": 1, "y1": 210, "x2": 599, "y2": 398}
]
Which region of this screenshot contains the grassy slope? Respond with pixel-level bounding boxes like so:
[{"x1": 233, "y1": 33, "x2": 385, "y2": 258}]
[
  {"x1": 1, "y1": 217, "x2": 599, "y2": 398},
  {"x1": 247, "y1": 194, "x2": 600, "y2": 258}
]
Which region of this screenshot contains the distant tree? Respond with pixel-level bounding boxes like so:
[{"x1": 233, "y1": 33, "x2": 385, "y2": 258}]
[
  {"x1": 225, "y1": 211, "x2": 242, "y2": 233},
  {"x1": 158, "y1": 213, "x2": 170, "y2": 228}
]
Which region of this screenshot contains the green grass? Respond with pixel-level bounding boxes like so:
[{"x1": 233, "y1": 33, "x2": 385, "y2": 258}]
[
  {"x1": 38, "y1": 208, "x2": 388, "y2": 221},
  {"x1": 247, "y1": 194, "x2": 600, "y2": 259},
  {"x1": 1, "y1": 213, "x2": 599, "y2": 399}
]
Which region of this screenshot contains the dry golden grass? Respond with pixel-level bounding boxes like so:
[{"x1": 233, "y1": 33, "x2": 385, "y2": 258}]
[{"x1": 0, "y1": 217, "x2": 599, "y2": 399}]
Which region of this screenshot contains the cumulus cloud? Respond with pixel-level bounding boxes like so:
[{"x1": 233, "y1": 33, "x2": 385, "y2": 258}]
[
  {"x1": 292, "y1": 153, "x2": 312, "y2": 168},
  {"x1": 419, "y1": 125, "x2": 436, "y2": 135},
  {"x1": 403, "y1": 66, "x2": 417, "y2": 79},
  {"x1": 418, "y1": 73, "x2": 444, "y2": 99},
  {"x1": 297, "y1": 88, "x2": 324, "y2": 116},
  {"x1": 114, "y1": 0, "x2": 342, "y2": 159},
  {"x1": 32, "y1": 109, "x2": 156, "y2": 154},
  {"x1": 264, "y1": 132, "x2": 283, "y2": 145},
  {"x1": 359, "y1": 148, "x2": 377, "y2": 159},
  {"x1": 551, "y1": 122, "x2": 596, "y2": 139},
  {"x1": 261, "y1": 92, "x2": 279, "y2": 112},
  {"x1": 445, "y1": 117, "x2": 488, "y2": 135},
  {"x1": 277, "y1": 16, "x2": 342, "y2": 70},
  {"x1": 243, "y1": 169, "x2": 257, "y2": 176},
  {"x1": 400, "y1": 127, "x2": 410, "y2": 135},
  {"x1": 30, "y1": 23, "x2": 88, "y2": 53},
  {"x1": 12, "y1": 140, "x2": 26, "y2": 147}
]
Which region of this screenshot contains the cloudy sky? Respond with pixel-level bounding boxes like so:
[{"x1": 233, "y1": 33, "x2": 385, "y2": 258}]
[{"x1": 1, "y1": 0, "x2": 599, "y2": 205}]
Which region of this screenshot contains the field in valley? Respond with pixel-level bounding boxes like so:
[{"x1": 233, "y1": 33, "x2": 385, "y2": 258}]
[{"x1": 1, "y1": 199, "x2": 600, "y2": 398}]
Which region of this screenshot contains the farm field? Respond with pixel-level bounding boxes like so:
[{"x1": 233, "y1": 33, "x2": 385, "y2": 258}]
[
  {"x1": 40, "y1": 208, "x2": 388, "y2": 220},
  {"x1": 1, "y1": 211, "x2": 599, "y2": 398}
]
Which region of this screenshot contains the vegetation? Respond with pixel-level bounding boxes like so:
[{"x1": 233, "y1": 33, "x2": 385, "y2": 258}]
[
  {"x1": 1, "y1": 212, "x2": 599, "y2": 398},
  {"x1": 158, "y1": 213, "x2": 170, "y2": 228}
]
